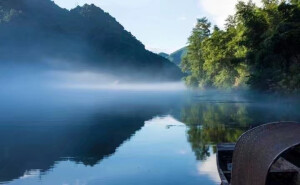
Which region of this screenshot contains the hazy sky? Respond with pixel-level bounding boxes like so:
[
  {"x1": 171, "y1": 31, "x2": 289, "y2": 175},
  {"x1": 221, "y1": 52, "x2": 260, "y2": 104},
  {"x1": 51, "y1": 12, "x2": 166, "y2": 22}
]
[{"x1": 53, "y1": 0, "x2": 261, "y2": 54}]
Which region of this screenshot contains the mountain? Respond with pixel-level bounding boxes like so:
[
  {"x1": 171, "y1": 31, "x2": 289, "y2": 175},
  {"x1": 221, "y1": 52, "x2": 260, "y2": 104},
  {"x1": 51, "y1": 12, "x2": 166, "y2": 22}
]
[
  {"x1": 168, "y1": 47, "x2": 187, "y2": 66},
  {"x1": 158, "y1": 47, "x2": 187, "y2": 66},
  {"x1": 0, "y1": 0, "x2": 182, "y2": 81},
  {"x1": 158, "y1": 52, "x2": 169, "y2": 59}
]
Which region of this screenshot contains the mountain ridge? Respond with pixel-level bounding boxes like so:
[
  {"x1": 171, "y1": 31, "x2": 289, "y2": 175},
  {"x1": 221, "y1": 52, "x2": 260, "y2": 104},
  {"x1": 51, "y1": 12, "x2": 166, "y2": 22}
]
[
  {"x1": 158, "y1": 47, "x2": 187, "y2": 66},
  {"x1": 0, "y1": 0, "x2": 183, "y2": 81}
]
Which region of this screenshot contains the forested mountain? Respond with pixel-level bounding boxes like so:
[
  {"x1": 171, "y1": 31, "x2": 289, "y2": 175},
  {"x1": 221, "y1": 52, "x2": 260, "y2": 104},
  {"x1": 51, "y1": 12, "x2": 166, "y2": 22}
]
[
  {"x1": 158, "y1": 52, "x2": 169, "y2": 59},
  {"x1": 182, "y1": 0, "x2": 300, "y2": 93},
  {"x1": 158, "y1": 47, "x2": 187, "y2": 66},
  {"x1": 0, "y1": 0, "x2": 182, "y2": 81},
  {"x1": 168, "y1": 47, "x2": 187, "y2": 66}
]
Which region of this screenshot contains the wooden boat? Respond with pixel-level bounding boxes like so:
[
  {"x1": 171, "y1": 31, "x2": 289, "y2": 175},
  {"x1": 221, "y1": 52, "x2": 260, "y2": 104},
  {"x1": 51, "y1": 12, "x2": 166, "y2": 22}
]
[
  {"x1": 217, "y1": 122, "x2": 300, "y2": 185},
  {"x1": 216, "y1": 143, "x2": 235, "y2": 185}
]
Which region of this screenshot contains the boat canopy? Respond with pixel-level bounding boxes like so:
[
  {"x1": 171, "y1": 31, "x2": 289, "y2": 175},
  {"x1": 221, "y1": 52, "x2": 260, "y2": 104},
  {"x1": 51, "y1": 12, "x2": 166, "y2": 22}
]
[{"x1": 231, "y1": 122, "x2": 300, "y2": 185}]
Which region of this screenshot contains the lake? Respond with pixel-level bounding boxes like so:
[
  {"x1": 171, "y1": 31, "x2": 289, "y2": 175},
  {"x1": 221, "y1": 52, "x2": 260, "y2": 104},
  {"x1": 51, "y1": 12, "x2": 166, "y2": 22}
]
[{"x1": 0, "y1": 87, "x2": 299, "y2": 185}]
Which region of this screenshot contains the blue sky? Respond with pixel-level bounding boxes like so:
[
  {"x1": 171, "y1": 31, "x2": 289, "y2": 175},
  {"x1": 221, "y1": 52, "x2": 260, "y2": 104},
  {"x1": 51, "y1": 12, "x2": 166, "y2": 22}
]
[{"x1": 53, "y1": 0, "x2": 261, "y2": 54}]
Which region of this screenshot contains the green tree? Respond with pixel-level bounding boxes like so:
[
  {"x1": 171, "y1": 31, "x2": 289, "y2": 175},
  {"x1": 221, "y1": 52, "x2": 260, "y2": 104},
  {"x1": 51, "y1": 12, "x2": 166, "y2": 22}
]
[
  {"x1": 182, "y1": 0, "x2": 300, "y2": 93},
  {"x1": 181, "y1": 17, "x2": 211, "y2": 88},
  {"x1": 241, "y1": 1, "x2": 300, "y2": 92}
]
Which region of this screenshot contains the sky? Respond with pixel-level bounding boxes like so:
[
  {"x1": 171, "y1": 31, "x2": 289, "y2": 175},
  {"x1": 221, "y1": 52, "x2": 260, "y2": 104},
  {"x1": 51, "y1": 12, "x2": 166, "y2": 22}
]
[{"x1": 53, "y1": 0, "x2": 262, "y2": 54}]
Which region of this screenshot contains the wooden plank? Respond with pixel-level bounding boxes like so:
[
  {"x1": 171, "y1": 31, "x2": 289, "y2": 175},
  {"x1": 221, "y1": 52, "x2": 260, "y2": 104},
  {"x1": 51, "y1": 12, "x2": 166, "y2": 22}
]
[{"x1": 217, "y1": 143, "x2": 235, "y2": 151}]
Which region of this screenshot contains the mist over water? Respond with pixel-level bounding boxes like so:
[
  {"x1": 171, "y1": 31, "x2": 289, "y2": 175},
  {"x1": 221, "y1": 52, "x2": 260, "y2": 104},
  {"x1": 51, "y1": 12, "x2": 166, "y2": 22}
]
[
  {"x1": 1, "y1": 0, "x2": 299, "y2": 184},
  {"x1": 49, "y1": 71, "x2": 186, "y2": 91},
  {"x1": 0, "y1": 64, "x2": 186, "y2": 92},
  {"x1": 0, "y1": 65, "x2": 299, "y2": 185}
]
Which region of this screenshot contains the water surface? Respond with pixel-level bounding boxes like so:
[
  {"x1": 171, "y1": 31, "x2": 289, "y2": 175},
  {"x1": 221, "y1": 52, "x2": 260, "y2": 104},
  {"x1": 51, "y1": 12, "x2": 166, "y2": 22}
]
[{"x1": 0, "y1": 89, "x2": 299, "y2": 185}]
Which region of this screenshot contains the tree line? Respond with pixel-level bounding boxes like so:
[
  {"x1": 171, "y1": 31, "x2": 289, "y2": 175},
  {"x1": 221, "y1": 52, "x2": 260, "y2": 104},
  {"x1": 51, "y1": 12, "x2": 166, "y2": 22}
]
[{"x1": 181, "y1": 0, "x2": 300, "y2": 93}]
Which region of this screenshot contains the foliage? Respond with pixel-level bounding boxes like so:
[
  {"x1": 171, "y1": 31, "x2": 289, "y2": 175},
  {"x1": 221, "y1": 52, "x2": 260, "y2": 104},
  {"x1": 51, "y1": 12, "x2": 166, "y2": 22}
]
[
  {"x1": 181, "y1": 101, "x2": 252, "y2": 160},
  {"x1": 181, "y1": 18, "x2": 212, "y2": 88},
  {"x1": 182, "y1": 0, "x2": 300, "y2": 93}
]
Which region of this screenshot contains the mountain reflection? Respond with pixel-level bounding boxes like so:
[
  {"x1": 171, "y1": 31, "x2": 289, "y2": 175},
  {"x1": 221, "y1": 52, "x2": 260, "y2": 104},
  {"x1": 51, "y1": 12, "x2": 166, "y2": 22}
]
[
  {"x1": 0, "y1": 90, "x2": 183, "y2": 184},
  {"x1": 0, "y1": 90, "x2": 299, "y2": 184},
  {"x1": 0, "y1": 113, "x2": 146, "y2": 183}
]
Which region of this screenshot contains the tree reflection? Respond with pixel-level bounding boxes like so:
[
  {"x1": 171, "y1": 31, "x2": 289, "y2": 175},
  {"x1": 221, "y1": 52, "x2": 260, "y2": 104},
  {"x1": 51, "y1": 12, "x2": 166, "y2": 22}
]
[{"x1": 181, "y1": 102, "x2": 252, "y2": 160}]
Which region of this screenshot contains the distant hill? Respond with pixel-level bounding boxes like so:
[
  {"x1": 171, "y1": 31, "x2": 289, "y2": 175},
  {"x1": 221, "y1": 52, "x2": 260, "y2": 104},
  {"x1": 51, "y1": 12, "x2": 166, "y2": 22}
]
[
  {"x1": 158, "y1": 47, "x2": 187, "y2": 66},
  {"x1": 0, "y1": 0, "x2": 182, "y2": 81},
  {"x1": 158, "y1": 52, "x2": 169, "y2": 59},
  {"x1": 168, "y1": 47, "x2": 187, "y2": 66}
]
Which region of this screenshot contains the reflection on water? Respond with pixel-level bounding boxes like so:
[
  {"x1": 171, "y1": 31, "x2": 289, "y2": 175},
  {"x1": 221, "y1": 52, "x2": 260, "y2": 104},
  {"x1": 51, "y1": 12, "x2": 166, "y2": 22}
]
[
  {"x1": 2, "y1": 116, "x2": 219, "y2": 185},
  {"x1": 181, "y1": 91, "x2": 300, "y2": 160},
  {"x1": 197, "y1": 152, "x2": 219, "y2": 183},
  {"x1": 0, "y1": 89, "x2": 299, "y2": 185}
]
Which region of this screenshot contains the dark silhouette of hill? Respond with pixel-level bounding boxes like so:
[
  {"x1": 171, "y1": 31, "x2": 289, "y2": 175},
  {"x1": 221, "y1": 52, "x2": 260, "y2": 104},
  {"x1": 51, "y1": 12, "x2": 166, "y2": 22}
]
[
  {"x1": 0, "y1": 114, "x2": 145, "y2": 183},
  {"x1": 0, "y1": 90, "x2": 182, "y2": 183},
  {"x1": 0, "y1": 0, "x2": 182, "y2": 81}
]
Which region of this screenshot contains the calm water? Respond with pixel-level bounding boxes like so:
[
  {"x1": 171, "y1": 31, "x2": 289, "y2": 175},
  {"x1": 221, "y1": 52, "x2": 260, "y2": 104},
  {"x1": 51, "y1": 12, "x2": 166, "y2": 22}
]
[{"x1": 0, "y1": 88, "x2": 299, "y2": 185}]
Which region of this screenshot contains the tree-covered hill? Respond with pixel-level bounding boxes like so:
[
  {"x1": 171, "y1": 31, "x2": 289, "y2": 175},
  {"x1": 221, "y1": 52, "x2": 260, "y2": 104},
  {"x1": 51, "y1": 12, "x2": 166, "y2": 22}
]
[
  {"x1": 158, "y1": 52, "x2": 169, "y2": 59},
  {"x1": 158, "y1": 47, "x2": 187, "y2": 66},
  {"x1": 182, "y1": 0, "x2": 300, "y2": 93},
  {"x1": 0, "y1": 0, "x2": 183, "y2": 81},
  {"x1": 168, "y1": 47, "x2": 187, "y2": 66}
]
